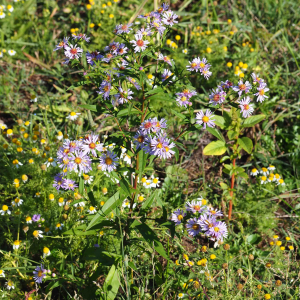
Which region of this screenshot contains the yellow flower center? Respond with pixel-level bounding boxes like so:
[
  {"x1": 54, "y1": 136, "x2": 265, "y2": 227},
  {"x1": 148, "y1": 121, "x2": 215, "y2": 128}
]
[
  {"x1": 105, "y1": 157, "x2": 113, "y2": 165},
  {"x1": 192, "y1": 224, "x2": 199, "y2": 230},
  {"x1": 202, "y1": 116, "x2": 209, "y2": 123},
  {"x1": 74, "y1": 157, "x2": 82, "y2": 164},
  {"x1": 214, "y1": 227, "x2": 220, "y2": 232},
  {"x1": 70, "y1": 112, "x2": 77, "y2": 116},
  {"x1": 2, "y1": 205, "x2": 8, "y2": 211},
  {"x1": 194, "y1": 205, "x2": 201, "y2": 211},
  {"x1": 156, "y1": 143, "x2": 163, "y2": 149},
  {"x1": 259, "y1": 90, "x2": 265, "y2": 95},
  {"x1": 38, "y1": 270, "x2": 43, "y2": 277},
  {"x1": 178, "y1": 215, "x2": 183, "y2": 221}
]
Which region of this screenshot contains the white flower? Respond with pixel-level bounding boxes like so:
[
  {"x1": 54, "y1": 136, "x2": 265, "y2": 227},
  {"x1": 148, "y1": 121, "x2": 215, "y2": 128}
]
[
  {"x1": 55, "y1": 223, "x2": 64, "y2": 230},
  {"x1": 43, "y1": 247, "x2": 51, "y2": 257},
  {"x1": 182, "y1": 49, "x2": 188, "y2": 54},
  {"x1": 7, "y1": 5, "x2": 14, "y2": 12},
  {"x1": 12, "y1": 160, "x2": 23, "y2": 168},
  {"x1": 73, "y1": 201, "x2": 85, "y2": 207},
  {"x1": 88, "y1": 206, "x2": 97, "y2": 214},
  {"x1": 30, "y1": 94, "x2": 38, "y2": 102},
  {"x1": 150, "y1": 175, "x2": 160, "y2": 188},
  {"x1": 32, "y1": 230, "x2": 43, "y2": 239},
  {"x1": 143, "y1": 179, "x2": 152, "y2": 189},
  {"x1": 58, "y1": 198, "x2": 66, "y2": 207},
  {"x1": 11, "y1": 198, "x2": 23, "y2": 207},
  {"x1": 137, "y1": 194, "x2": 145, "y2": 203},
  {"x1": 13, "y1": 240, "x2": 21, "y2": 250},
  {"x1": 83, "y1": 174, "x2": 94, "y2": 184},
  {"x1": 45, "y1": 157, "x2": 57, "y2": 167},
  {"x1": 67, "y1": 112, "x2": 80, "y2": 121},
  {"x1": 130, "y1": 33, "x2": 150, "y2": 52},
  {"x1": 250, "y1": 168, "x2": 259, "y2": 176},
  {"x1": 123, "y1": 153, "x2": 132, "y2": 164},
  {"x1": 277, "y1": 179, "x2": 285, "y2": 186},
  {"x1": 0, "y1": 51, "x2": 3, "y2": 58},
  {"x1": 56, "y1": 132, "x2": 64, "y2": 140},
  {"x1": 8, "y1": 50, "x2": 16, "y2": 56},
  {"x1": 0, "y1": 11, "x2": 6, "y2": 19},
  {"x1": 0, "y1": 270, "x2": 5, "y2": 277},
  {"x1": 260, "y1": 167, "x2": 269, "y2": 176},
  {"x1": 122, "y1": 199, "x2": 131, "y2": 208},
  {"x1": 0, "y1": 205, "x2": 11, "y2": 215},
  {"x1": 260, "y1": 176, "x2": 267, "y2": 184},
  {"x1": 5, "y1": 280, "x2": 14, "y2": 290},
  {"x1": 268, "y1": 165, "x2": 275, "y2": 171}
]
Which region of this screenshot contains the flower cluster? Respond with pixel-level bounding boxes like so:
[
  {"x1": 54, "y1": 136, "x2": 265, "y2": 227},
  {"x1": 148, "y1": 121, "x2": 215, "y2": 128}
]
[
  {"x1": 171, "y1": 198, "x2": 228, "y2": 243},
  {"x1": 186, "y1": 57, "x2": 212, "y2": 79},
  {"x1": 250, "y1": 165, "x2": 285, "y2": 186},
  {"x1": 133, "y1": 118, "x2": 175, "y2": 159}
]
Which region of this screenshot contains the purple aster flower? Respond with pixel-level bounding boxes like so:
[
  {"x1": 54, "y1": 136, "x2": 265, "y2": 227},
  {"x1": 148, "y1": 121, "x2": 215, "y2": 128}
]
[
  {"x1": 99, "y1": 151, "x2": 119, "y2": 172},
  {"x1": 200, "y1": 67, "x2": 212, "y2": 80},
  {"x1": 62, "y1": 139, "x2": 82, "y2": 153},
  {"x1": 182, "y1": 89, "x2": 197, "y2": 98},
  {"x1": 209, "y1": 88, "x2": 226, "y2": 106},
  {"x1": 158, "y1": 53, "x2": 173, "y2": 66},
  {"x1": 54, "y1": 37, "x2": 69, "y2": 51},
  {"x1": 64, "y1": 44, "x2": 83, "y2": 60},
  {"x1": 61, "y1": 178, "x2": 78, "y2": 191},
  {"x1": 137, "y1": 27, "x2": 153, "y2": 37},
  {"x1": 175, "y1": 93, "x2": 192, "y2": 107},
  {"x1": 198, "y1": 214, "x2": 217, "y2": 232},
  {"x1": 33, "y1": 265, "x2": 46, "y2": 284},
  {"x1": 219, "y1": 80, "x2": 233, "y2": 90},
  {"x1": 72, "y1": 33, "x2": 90, "y2": 42},
  {"x1": 117, "y1": 43, "x2": 128, "y2": 56},
  {"x1": 62, "y1": 58, "x2": 70, "y2": 65},
  {"x1": 140, "y1": 118, "x2": 156, "y2": 134},
  {"x1": 127, "y1": 77, "x2": 141, "y2": 90},
  {"x1": 102, "y1": 52, "x2": 115, "y2": 63},
  {"x1": 251, "y1": 73, "x2": 264, "y2": 85},
  {"x1": 116, "y1": 87, "x2": 134, "y2": 104},
  {"x1": 81, "y1": 133, "x2": 103, "y2": 157},
  {"x1": 207, "y1": 207, "x2": 223, "y2": 217},
  {"x1": 147, "y1": 132, "x2": 175, "y2": 159},
  {"x1": 53, "y1": 173, "x2": 64, "y2": 190},
  {"x1": 157, "y1": 3, "x2": 170, "y2": 13},
  {"x1": 133, "y1": 130, "x2": 148, "y2": 150},
  {"x1": 130, "y1": 33, "x2": 150, "y2": 53},
  {"x1": 161, "y1": 69, "x2": 173, "y2": 82},
  {"x1": 239, "y1": 96, "x2": 254, "y2": 118},
  {"x1": 32, "y1": 214, "x2": 41, "y2": 222},
  {"x1": 254, "y1": 83, "x2": 269, "y2": 103},
  {"x1": 98, "y1": 81, "x2": 112, "y2": 99},
  {"x1": 104, "y1": 42, "x2": 120, "y2": 55},
  {"x1": 115, "y1": 23, "x2": 133, "y2": 34},
  {"x1": 151, "y1": 117, "x2": 167, "y2": 133},
  {"x1": 198, "y1": 57, "x2": 211, "y2": 71},
  {"x1": 232, "y1": 79, "x2": 252, "y2": 97},
  {"x1": 86, "y1": 51, "x2": 103, "y2": 66},
  {"x1": 171, "y1": 209, "x2": 186, "y2": 225},
  {"x1": 151, "y1": 18, "x2": 166, "y2": 35},
  {"x1": 186, "y1": 57, "x2": 201, "y2": 72},
  {"x1": 206, "y1": 220, "x2": 228, "y2": 242},
  {"x1": 162, "y1": 11, "x2": 178, "y2": 26},
  {"x1": 196, "y1": 110, "x2": 215, "y2": 129},
  {"x1": 185, "y1": 200, "x2": 203, "y2": 214},
  {"x1": 186, "y1": 218, "x2": 202, "y2": 236},
  {"x1": 69, "y1": 151, "x2": 92, "y2": 174}
]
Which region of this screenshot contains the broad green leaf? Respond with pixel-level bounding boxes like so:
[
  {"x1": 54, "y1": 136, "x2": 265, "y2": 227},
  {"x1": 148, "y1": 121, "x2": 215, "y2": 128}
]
[
  {"x1": 117, "y1": 108, "x2": 140, "y2": 117},
  {"x1": 138, "y1": 150, "x2": 148, "y2": 181},
  {"x1": 79, "y1": 177, "x2": 84, "y2": 194},
  {"x1": 203, "y1": 141, "x2": 227, "y2": 156},
  {"x1": 242, "y1": 114, "x2": 266, "y2": 128},
  {"x1": 119, "y1": 177, "x2": 132, "y2": 197},
  {"x1": 86, "y1": 192, "x2": 125, "y2": 230},
  {"x1": 171, "y1": 109, "x2": 186, "y2": 120},
  {"x1": 79, "y1": 104, "x2": 97, "y2": 112},
  {"x1": 237, "y1": 137, "x2": 253, "y2": 154},
  {"x1": 141, "y1": 190, "x2": 158, "y2": 211},
  {"x1": 213, "y1": 115, "x2": 225, "y2": 129},
  {"x1": 227, "y1": 130, "x2": 238, "y2": 140},
  {"x1": 135, "y1": 223, "x2": 168, "y2": 259},
  {"x1": 246, "y1": 234, "x2": 261, "y2": 245},
  {"x1": 207, "y1": 127, "x2": 225, "y2": 142},
  {"x1": 103, "y1": 265, "x2": 120, "y2": 300}
]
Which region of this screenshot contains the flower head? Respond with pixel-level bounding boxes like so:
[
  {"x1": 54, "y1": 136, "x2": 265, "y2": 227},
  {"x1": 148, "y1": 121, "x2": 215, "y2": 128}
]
[
  {"x1": 130, "y1": 33, "x2": 150, "y2": 52},
  {"x1": 238, "y1": 96, "x2": 254, "y2": 118},
  {"x1": 99, "y1": 151, "x2": 119, "y2": 172},
  {"x1": 186, "y1": 218, "x2": 201, "y2": 236},
  {"x1": 33, "y1": 265, "x2": 46, "y2": 284},
  {"x1": 171, "y1": 209, "x2": 186, "y2": 225},
  {"x1": 64, "y1": 44, "x2": 83, "y2": 59},
  {"x1": 196, "y1": 110, "x2": 215, "y2": 129}
]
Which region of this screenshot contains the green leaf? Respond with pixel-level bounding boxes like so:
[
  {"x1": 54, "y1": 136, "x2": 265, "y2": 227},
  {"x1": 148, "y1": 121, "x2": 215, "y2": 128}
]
[
  {"x1": 242, "y1": 114, "x2": 266, "y2": 128},
  {"x1": 173, "y1": 146, "x2": 179, "y2": 161},
  {"x1": 207, "y1": 127, "x2": 225, "y2": 142},
  {"x1": 227, "y1": 130, "x2": 238, "y2": 140},
  {"x1": 138, "y1": 150, "x2": 148, "y2": 181},
  {"x1": 238, "y1": 172, "x2": 249, "y2": 179},
  {"x1": 246, "y1": 234, "x2": 261, "y2": 245},
  {"x1": 171, "y1": 109, "x2": 186, "y2": 120},
  {"x1": 220, "y1": 156, "x2": 230, "y2": 163},
  {"x1": 103, "y1": 265, "x2": 120, "y2": 300},
  {"x1": 117, "y1": 108, "x2": 140, "y2": 117},
  {"x1": 203, "y1": 141, "x2": 227, "y2": 156},
  {"x1": 79, "y1": 177, "x2": 84, "y2": 194},
  {"x1": 79, "y1": 104, "x2": 97, "y2": 112},
  {"x1": 134, "y1": 223, "x2": 168, "y2": 259},
  {"x1": 213, "y1": 115, "x2": 225, "y2": 129},
  {"x1": 119, "y1": 177, "x2": 132, "y2": 197},
  {"x1": 141, "y1": 190, "x2": 158, "y2": 211},
  {"x1": 237, "y1": 137, "x2": 253, "y2": 154},
  {"x1": 86, "y1": 192, "x2": 125, "y2": 230}
]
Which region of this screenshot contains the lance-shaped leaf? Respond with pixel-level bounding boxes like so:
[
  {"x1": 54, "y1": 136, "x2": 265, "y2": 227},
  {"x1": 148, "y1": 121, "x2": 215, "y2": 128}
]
[{"x1": 203, "y1": 140, "x2": 227, "y2": 156}]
